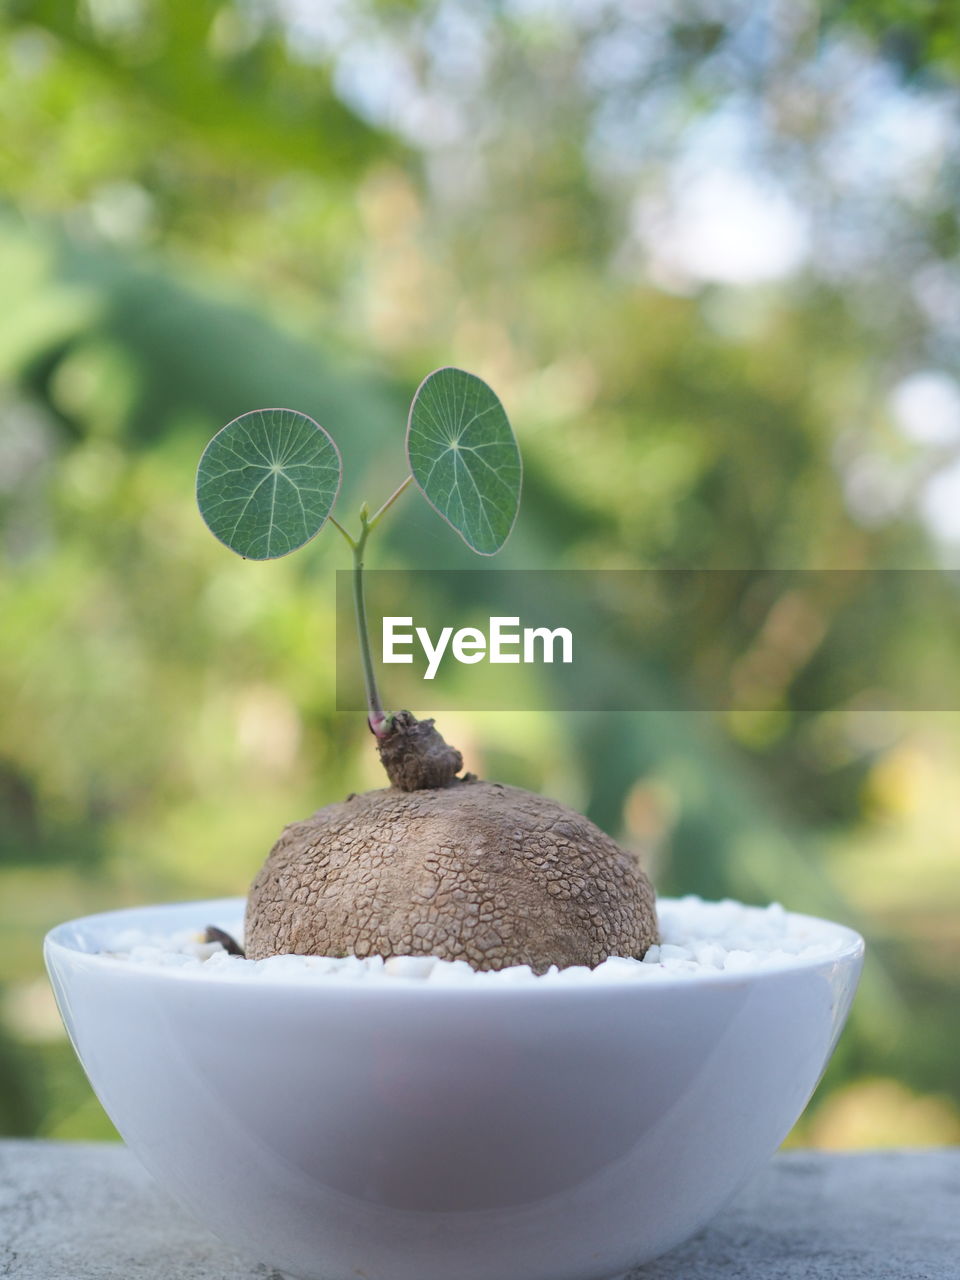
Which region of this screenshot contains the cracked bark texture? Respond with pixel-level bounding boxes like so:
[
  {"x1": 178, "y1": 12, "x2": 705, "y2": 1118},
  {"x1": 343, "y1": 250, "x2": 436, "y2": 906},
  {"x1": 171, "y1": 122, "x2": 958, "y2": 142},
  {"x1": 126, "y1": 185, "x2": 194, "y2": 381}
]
[{"x1": 245, "y1": 778, "x2": 658, "y2": 971}]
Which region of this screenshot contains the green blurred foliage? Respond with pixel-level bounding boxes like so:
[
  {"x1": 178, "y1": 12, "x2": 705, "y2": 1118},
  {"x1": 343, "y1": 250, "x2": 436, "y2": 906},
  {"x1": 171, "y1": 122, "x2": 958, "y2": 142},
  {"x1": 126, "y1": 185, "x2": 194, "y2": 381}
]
[{"x1": 0, "y1": 1, "x2": 958, "y2": 1144}]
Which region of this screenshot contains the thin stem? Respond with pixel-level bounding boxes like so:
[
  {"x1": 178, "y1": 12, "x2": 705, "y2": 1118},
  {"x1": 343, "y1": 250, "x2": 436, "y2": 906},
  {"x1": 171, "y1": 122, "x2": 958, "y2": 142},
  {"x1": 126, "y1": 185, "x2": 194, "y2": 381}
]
[
  {"x1": 334, "y1": 477, "x2": 413, "y2": 738},
  {"x1": 367, "y1": 474, "x2": 414, "y2": 531},
  {"x1": 352, "y1": 516, "x2": 387, "y2": 736},
  {"x1": 328, "y1": 516, "x2": 356, "y2": 550}
]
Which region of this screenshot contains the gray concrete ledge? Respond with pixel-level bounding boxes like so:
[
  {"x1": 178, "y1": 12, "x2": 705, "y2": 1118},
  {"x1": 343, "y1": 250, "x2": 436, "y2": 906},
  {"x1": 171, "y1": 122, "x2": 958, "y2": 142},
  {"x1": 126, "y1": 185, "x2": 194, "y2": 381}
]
[{"x1": 0, "y1": 1141, "x2": 957, "y2": 1279}]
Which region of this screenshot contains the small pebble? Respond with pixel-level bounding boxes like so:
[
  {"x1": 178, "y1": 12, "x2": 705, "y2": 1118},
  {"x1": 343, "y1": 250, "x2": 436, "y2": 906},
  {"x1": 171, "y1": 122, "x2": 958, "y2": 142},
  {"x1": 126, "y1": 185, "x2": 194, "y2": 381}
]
[
  {"x1": 426, "y1": 960, "x2": 476, "y2": 985},
  {"x1": 384, "y1": 956, "x2": 437, "y2": 979}
]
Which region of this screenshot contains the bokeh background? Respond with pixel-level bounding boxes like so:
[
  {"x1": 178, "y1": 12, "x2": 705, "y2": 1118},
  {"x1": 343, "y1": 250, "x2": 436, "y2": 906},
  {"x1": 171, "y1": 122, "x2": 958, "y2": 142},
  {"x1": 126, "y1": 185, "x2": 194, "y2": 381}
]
[{"x1": 2, "y1": 0, "x2": 959, "y2": 1146}]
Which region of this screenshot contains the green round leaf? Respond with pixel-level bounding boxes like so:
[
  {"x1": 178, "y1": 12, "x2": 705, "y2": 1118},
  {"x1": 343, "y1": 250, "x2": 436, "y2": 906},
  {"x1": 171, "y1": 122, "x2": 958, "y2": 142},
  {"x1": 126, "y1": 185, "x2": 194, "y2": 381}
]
[
  {"x1": 406, "y1": 367, "x2": 521, "y2": 555},
  {"x1": 196, "y1": 408, "x2": 341, "y2": 560}
]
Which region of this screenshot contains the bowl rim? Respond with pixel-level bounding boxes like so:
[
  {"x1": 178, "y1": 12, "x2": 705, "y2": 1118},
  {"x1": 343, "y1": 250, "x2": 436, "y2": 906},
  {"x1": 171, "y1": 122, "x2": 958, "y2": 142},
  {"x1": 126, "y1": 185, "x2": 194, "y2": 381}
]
[{"x1": 44, "y1": 895, "x2": 865, "y2": 996}]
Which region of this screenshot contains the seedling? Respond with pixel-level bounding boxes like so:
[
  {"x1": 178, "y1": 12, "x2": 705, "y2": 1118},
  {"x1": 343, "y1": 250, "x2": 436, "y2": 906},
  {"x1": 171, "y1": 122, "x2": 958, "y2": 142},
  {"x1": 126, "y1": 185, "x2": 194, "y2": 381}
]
[
  {"x1": 197, "y1": 368, "x2": 656, "y2": 970},
  {"x1": 198, "y1": 368, "x2": 520, "y2": 752}
]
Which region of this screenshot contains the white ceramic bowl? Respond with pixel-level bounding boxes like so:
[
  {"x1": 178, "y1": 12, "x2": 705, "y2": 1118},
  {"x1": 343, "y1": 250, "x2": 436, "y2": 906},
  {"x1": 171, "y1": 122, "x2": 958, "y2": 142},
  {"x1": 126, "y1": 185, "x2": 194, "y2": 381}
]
[{"x1": 45, "y1": 897, "x2": 863, "y2": 1280}]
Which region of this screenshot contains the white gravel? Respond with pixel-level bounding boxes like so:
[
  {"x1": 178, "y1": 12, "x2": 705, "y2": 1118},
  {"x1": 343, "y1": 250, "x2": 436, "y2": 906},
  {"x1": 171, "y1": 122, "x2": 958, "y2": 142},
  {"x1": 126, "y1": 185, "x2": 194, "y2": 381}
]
[{"x1": 99, "y1": 896, "x2": 852, "y2": 984}]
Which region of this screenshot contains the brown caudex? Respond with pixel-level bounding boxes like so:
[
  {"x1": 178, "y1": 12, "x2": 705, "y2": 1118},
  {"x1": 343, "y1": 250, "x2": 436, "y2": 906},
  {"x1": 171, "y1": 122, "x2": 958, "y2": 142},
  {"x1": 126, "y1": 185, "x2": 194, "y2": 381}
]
[{"x1": 245, "y1": 713, "x2": 658, "y2": 972}]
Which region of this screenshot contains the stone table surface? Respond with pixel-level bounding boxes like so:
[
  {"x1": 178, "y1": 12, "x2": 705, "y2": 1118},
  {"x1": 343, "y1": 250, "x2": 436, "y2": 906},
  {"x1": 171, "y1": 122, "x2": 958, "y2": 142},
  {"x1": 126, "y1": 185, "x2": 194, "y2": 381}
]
[{"x1": 0, "y1": 1141, "x2": 957, "y2": 1279}]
